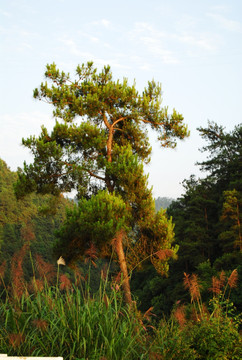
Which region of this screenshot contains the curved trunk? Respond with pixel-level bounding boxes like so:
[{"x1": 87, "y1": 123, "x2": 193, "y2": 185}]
[{"x1": 113, "y1": 230, "x2": 132, "y2": 306}]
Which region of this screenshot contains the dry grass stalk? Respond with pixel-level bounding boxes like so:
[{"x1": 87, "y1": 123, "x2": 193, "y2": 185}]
[
  {"x1": 20, "y1": 224, "x2": 35, "y2": 242},
  {"x1": 57, "y1": 256, "x2": 66, "y2": 266},
  {"x1": 8, "y1": 333, "x2": 25, "y2": 349},
  {"x1": 101, "y1": 263, "x2": 108, "y2": 281},
  {"x1": 173, "y1": 304, "x2": 186, "y2": 328},
  {"x1": 228, "y1": 269, "x2": 238, "y2": 288},
  {"x1": 184, "y1": 272, "x2": 204, "y2": 321},
  {"x1": 35, "y1": 254, "x2": 56, "y2": 284},
  {"x1": 31, "y1": 278, "x2": 44, "y2": 292},
  {"x1": 59, "y1": 274, "x2": 72, "y2": 291},
  {"x1": 143, "y1": 307, "x2": 155, "y2": 322},
  {"x1": 184, "y1": 273, "x2": 201, "y2": 301},
  {"x1": 210, "y1": 276, "x2": 222, "y2": 295},
  {"x1": 210, "y1": 271, "x2": 226, "y2": 295},
  {"x1": 32, "y1": 319, "x2": 48, "y2": 332},
  {"x1": 85, "y1": 242, "x2": 98, "y2": 267},
  {"x1": 11, "y1": 244, "x2": 28, "y2": 298},
  {"x1": 219, "y1": 270, "x2": 226, "y2": 286}
]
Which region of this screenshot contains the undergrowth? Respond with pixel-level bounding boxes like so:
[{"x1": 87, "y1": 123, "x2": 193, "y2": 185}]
[{"x1": 0, "y1": 250, "x2": 241, "y2": 359}]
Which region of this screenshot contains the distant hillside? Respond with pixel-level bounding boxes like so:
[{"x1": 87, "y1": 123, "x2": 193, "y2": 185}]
[
  {"x1": 155, "y1": 197, "x2": 174, "y2": 211},
  {"x1": 0, "y1": 158, "x2": 72, "y2": 285}
]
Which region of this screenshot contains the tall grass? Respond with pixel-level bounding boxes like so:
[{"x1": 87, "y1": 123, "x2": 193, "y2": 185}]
[
  {"x1": 0, "y1": 250, "x2": 241, "y2": 360},
  {"x1": 0, "y1": 257, "x2": 149, "y2": 359}
]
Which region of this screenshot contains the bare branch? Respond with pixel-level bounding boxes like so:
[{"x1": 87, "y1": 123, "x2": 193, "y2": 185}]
[
  {"x1": 84, "y1": 168, "x2": 105, "y2": 181},
  {"x1": 112, "y1": 117, "x2": 127, "y2": 127}
]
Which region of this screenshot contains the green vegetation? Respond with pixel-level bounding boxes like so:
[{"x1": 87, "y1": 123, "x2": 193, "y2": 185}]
[
  {"x1": 132, "y1": 122, "x2": 242, "y2": 317},
  {"x1": 0, "y1": 256, "x2": 241, "y2": 359},
  {"x1": 0, "y1": 264, "x2": 148, "y2": 359},
  {"x1": 0, "y1": 61, "x2": 241, "y2": 358},
  {"x1": 0, "y1": 159, "x2": 71, "y2": 287}
]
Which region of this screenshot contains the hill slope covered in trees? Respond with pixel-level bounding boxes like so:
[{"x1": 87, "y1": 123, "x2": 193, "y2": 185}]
[
  {"x1": 0, "y1": 158, "x2": 72, "y2": 287},
  {"x1": 132, "y1": 122, "x2": 242, "y2": 315}
]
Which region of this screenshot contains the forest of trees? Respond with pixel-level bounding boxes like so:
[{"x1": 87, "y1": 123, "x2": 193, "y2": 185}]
[
  {"x1": 0, "y1": 61, "x2": 241, "y2": 359},
  {"x1": 0, "y1": 158, "x2": 72, "y2": 285},
  {"x1": 132, "y1": 121, "x2": 242, "y2": 316}
]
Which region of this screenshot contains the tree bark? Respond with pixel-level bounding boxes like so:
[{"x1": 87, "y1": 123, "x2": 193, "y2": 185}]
[
  {"x1": 107, "y1": 128, "x2": 113, "y2": 163},
  {"x1": 113, "y1": 230, "x2": 132, "y2": 306}
]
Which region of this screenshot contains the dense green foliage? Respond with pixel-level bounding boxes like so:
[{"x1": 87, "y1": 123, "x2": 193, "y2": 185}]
[
  {"x1": 0, "y1": 159, "x2": 71, "y2": 289},
  {"x1": 132, "y1": 122, "x2": 242, "y2": 316},
  {"x1": 15, "y1": 61, "x2": 189, "y2": 200}
]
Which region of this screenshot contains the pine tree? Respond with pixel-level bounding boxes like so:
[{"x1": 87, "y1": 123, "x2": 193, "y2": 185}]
[
  {"x1": 219, "y1": 189, "x2": 242, "y2": 252},
  {"x1": 15, "y1": 61, "x2": 189, "y2": 304}
]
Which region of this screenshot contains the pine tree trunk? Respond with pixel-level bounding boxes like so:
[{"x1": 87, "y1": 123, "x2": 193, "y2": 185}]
[{"x1": 113, "y1": 230, "x2": 132, "y2": 306}]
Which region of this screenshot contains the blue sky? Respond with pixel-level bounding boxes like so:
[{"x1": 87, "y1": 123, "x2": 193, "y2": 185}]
[{"x1": 1, "y1": 0, "x2": 242, "y2": 198}]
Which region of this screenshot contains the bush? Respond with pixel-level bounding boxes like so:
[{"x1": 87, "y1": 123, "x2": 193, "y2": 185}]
[{"x1": 187, "y1": 316, "x2": 241, "y2": 360}]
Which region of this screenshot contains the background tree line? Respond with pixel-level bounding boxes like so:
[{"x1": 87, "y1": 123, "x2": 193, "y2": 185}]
[{"x1": 132, "y1": 121, "x2": 242, "y2": 316}]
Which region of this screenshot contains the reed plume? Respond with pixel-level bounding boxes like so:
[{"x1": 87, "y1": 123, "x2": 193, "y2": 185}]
[
  {"x1": 84, "y1": 242, "x2": 98, "y2": 267},
  {"x1": 10, "y1": 244, "x2": 28, "y2": 298},
  {"x1": 227, "y1": 269, "x2": 238, "y2": 289},
  {"x1": 184, "y1": 273, "x2": 201, "y2": 302},
  {"x1": 173, "y1": 304, "x2": 186, "y2": 328},
  {"x1": 32, "y1": 319, "x2": 48, "y2": 332},
  {"x1": 59, "y1": 274, "x2": 72, "y2": 291},
  {"x1": 8, "y1": 333, "x2": 25, "y2": 349},
  {"x1": 35, "y1": 254, "x2": 55, "y2": 284}
]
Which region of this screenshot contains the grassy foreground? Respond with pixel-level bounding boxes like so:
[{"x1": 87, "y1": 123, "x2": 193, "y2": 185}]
[{"x1": 0, "y1": 256, "x2": 241, "y2": 359}]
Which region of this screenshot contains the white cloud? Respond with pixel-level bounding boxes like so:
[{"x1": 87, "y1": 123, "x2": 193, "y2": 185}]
[
  {"x1": 58, "y1": 36, "x2": 129, "y2": 70},
  {"x1": 89, "y1": 36, "x2": 99, "y2": 42},
  {"x1": 76, "y1": 31, "x2": 100, "y2": 43},
  {"x1": 0, "y1": 9, "x2": 12, "y2": 17},
  {"x1": 209, "y1": 5, "x2": 229, "y2": 14},
  {"x1": 103, "y1": 42, "x2": 111, "y2": 48},
  {"x1": 131, "y1": 22, "x2": 179, "y2": 64},
  {"x1": 176, "y1": 33, "x2": 219, "y2": 52},
  {"x1": 133, "y1": 22, "x2": 155, "y2": 33},
  {"x1": 207, "y1": 12, "x2": 242, "y2": 32},
  {"x1": 0, "y1": 24, "x2": 37, "y2": 53},
  {"x1": 59, "y1": 37, "x2": 93, "y2": 58},
  {"x1": 176, "y1": 14, "x2": 198, "y2": 31},
  {"x1": 91, "y1": 19, "x2": 111, "y2": 28},
  {"x1": 139, "y1": 63, "x2": 152, "y2": 71},
  {"x1": 17, "y1": 41, "x2": 32, "y2": 52},
  {"x1": 91, "y1": 57, "x2": 130, "y2": 70},
  {"x1": 141, "y1": 36, "x2": 179, "y2": 64},
  {"x1": 101, "y1": 19, "x2": 110, "y2": 28}
]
